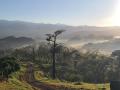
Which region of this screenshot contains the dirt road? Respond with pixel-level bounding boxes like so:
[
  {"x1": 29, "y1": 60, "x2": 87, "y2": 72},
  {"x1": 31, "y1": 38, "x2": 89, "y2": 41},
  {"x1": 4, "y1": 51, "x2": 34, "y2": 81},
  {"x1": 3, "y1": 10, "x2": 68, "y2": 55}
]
[{"x1": 24, "y1": 63, "x2": 55, "y2": 90}]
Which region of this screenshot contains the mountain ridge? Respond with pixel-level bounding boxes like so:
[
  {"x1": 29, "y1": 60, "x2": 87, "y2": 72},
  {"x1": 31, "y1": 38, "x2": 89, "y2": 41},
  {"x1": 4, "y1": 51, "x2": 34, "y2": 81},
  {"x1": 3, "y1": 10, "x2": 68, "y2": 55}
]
[{"x1": 0, "y1": 36, "x2": 34, "y2": 50}]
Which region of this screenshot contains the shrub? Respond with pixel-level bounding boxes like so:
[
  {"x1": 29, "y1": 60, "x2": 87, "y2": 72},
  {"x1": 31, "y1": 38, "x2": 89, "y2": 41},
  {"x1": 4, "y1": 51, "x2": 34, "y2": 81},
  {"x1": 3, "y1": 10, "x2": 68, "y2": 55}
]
[{"x1": 0, "y1": 56, "x2": 20, "y2": 81}]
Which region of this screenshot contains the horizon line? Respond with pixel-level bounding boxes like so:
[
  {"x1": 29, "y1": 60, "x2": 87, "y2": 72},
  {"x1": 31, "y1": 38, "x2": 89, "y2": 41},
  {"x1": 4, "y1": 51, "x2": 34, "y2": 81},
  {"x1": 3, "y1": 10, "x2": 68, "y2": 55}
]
[{"x1": 0, "y1": 19, "x2": 120, "y2": 27}]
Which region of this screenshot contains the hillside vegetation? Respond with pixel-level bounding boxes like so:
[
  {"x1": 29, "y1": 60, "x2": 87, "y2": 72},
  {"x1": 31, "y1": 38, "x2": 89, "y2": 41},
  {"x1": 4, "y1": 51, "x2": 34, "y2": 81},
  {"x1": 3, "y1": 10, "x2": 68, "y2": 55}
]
[
  {"x1": 1, "y1": 30, "x2": 120, "y2": 90},
  {"x1": 0, "y1": 64, "x2": 35, "y2": 90}
]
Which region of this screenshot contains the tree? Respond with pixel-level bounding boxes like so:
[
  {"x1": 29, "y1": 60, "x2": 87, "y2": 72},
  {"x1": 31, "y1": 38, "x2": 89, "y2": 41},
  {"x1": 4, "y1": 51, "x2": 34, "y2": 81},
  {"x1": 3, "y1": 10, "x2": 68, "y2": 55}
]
[
  {"x1": 111, "y1": 50, "x2": 120, "y2": 80},
  {"x1": 0, "y1": 56, "x2": 20, "y2": 81},
  {"x1": 46, "y1": 30, "x2": 65, "y2": 79},
  {"x1": 112, "y1": 50, "x2": 120, "y2": 61}
]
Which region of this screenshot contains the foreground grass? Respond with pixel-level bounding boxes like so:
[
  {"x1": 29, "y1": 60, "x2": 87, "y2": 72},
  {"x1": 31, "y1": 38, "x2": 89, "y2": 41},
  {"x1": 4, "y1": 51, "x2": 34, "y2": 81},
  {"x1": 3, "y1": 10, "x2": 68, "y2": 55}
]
[
  {"x1": 0, "y1": 64, "x2": 34, "y2": 90},
  {"x1": 0, "y1": 63, "x2": 110, "y2": 90},
  {"x1": 34, "y1": 70, "x2": 110, "y2": 90}
]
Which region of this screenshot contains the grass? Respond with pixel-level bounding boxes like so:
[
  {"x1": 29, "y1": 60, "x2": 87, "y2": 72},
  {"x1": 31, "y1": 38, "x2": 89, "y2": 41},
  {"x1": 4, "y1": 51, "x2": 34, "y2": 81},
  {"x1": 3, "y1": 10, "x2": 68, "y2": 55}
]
[
  {"x1": 34, "y1": 70, "x2": 110, "y2": 90},
  {"x1": 0, "y1": 63, "x2": 110, "y2": 90},
  {"x1": 0, "y1": 63, "x2": 34, "y2": 90}
]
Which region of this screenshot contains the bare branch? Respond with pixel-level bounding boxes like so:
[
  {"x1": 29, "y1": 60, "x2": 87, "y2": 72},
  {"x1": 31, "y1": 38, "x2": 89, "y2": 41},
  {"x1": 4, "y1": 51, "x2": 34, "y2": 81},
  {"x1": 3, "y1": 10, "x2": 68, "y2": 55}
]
[
  {"x1": 54, "y1": 30, "x2": 65, "y2": 36},
  {"x1": 45, "y1": 34, "x2": 52, "y2": 37}
]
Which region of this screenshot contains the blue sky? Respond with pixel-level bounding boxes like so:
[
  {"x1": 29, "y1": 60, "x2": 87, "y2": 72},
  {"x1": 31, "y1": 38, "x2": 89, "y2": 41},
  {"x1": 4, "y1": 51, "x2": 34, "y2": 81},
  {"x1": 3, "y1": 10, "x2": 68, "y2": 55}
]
[{"x1": 0, "y1": 0, "x2": 118, "y2": 26}]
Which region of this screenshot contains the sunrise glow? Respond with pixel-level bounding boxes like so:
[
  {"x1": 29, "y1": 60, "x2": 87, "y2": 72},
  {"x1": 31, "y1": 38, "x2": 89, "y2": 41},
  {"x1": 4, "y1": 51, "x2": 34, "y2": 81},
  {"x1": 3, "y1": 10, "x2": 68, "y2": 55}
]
[{"x1": 111, "y1": 0, "x2": 120, "y2": 26}]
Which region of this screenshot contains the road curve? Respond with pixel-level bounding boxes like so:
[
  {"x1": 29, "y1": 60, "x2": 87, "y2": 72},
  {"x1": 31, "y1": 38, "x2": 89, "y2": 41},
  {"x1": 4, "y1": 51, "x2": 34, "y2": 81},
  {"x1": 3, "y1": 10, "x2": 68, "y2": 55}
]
[{"x1": 24, "y1": 63, "x2": 55, "y2": 90}]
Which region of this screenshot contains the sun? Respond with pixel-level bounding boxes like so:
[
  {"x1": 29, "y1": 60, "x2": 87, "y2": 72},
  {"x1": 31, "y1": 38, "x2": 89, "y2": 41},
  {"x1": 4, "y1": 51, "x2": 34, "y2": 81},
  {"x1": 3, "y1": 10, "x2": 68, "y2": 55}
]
[
  {"x1": 111, "y1": 0, "x2": 120, "y2": 26},
  {"x1": 100, "y1": 1, "x2": 120, "y2": 26}
]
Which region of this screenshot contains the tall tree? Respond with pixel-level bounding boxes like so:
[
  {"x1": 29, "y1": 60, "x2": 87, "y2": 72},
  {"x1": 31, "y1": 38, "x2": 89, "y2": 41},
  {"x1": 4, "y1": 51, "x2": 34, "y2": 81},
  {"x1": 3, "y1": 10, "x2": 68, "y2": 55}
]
[{"x1": 46, "y1": 30, "x2": 65, "y2": 79}]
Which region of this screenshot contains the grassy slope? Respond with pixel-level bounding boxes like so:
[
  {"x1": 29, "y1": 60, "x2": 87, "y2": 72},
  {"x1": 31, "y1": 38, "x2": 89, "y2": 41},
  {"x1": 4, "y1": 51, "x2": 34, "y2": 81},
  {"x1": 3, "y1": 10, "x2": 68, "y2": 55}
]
[
  {"x1": 0, "y1": 63, "x2": 110, "y2": 90},
  {"x1": 34, "y1": 70, "x2": 110, "y2": 90},
  {"x1": 0, "y1": 64, "x2": 34, "y2": 90}
]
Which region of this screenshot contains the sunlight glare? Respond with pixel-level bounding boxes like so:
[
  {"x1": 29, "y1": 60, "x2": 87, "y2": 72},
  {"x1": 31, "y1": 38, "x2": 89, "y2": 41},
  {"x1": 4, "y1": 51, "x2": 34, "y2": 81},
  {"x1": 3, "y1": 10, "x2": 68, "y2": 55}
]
[{"x1": 111, "y1": 0, "x2": 120, "y2": 26}]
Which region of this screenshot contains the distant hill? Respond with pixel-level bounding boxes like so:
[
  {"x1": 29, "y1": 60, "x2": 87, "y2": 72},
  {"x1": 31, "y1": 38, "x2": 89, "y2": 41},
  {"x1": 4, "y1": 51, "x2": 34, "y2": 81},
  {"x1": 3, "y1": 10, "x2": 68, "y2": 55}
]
[
  {"x1": 1, "y1": 20, "x2": 120, "y2": 52},
  {"x1": 0, "y1": 20, "x2": 70, "y2": 38},
  {"x1": 0, "y1": 20, "x2": 120, "y2": 39},
  {"x1": 0, "y1": 36, "x2": 34, "y2": 50}
]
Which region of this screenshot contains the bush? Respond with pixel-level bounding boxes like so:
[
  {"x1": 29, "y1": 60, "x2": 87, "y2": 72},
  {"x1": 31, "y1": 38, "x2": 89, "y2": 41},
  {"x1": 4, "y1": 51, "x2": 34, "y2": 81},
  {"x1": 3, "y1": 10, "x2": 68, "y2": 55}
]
[
  {"x1": 0, "y1": 56, "x2": 20, "y2": 81},
  {"x1": 63, "y1": 73, "x2": 82, "y2": 82}
]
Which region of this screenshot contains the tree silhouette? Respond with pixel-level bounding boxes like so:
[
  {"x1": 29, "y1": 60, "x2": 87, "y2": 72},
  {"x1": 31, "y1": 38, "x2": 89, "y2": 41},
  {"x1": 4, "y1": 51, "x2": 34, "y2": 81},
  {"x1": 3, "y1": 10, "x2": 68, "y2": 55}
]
[{"x1": 46, "y1": 30, "x2": 65, "y2": 79}]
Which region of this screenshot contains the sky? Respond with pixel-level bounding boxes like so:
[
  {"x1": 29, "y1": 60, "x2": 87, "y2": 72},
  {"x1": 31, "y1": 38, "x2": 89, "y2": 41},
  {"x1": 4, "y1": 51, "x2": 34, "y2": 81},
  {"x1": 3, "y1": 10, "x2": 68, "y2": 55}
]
[{"x1": 0, "y1": 0, "x2": 119, "y2": 26}]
